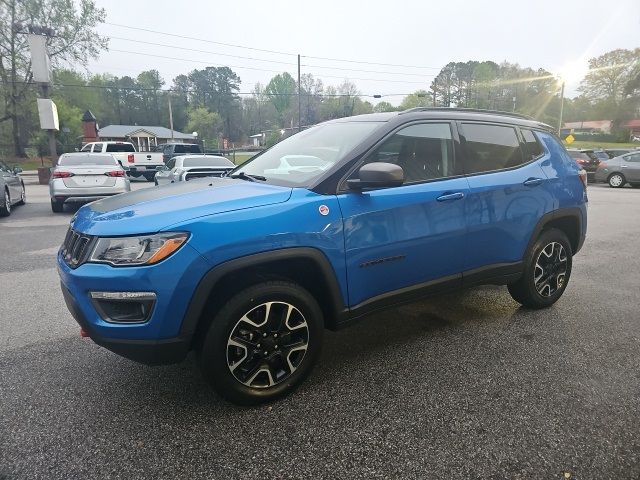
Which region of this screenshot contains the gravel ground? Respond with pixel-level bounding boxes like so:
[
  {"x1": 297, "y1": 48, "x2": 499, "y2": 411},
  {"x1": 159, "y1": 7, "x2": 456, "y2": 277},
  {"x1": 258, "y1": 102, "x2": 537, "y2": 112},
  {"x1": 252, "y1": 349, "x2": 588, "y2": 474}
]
[{"x1": 0, "y1": 183, "x2": 639, "y2": 480}]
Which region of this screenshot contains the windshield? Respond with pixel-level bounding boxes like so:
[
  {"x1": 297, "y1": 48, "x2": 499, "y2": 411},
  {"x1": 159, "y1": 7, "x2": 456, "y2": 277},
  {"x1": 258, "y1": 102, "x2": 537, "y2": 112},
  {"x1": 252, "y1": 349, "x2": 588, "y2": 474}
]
[
  {"x1": 233, "y1": 122, "x2": 382, "y2": 187},
  {"x1": 174, "y1": 144, "x2": 201, "y2": 154},
  {"x1": 183, "y1": 157, "x2": 233, "y2": 167},
  {"x1": 59, "y1": 155, "x2": 117, "y2": 166}
]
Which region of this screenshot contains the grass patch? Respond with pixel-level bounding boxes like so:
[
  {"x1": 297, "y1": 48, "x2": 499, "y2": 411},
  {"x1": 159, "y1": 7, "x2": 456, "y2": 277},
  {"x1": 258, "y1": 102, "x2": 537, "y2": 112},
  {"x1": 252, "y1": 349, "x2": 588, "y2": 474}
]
[
  {"x1": 564, "y1": 140, "x2": 639, "y2": 150},
  {"x1": 225, "y1": 153, "x2": 255, "y2": 166}
]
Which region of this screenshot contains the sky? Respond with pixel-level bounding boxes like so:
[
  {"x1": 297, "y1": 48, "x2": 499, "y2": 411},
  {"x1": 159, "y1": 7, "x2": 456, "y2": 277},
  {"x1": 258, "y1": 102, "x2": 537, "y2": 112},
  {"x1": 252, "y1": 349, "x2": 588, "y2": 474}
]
[{"x1": 88, "y1": 0, "x2": 640, "y2": 105}]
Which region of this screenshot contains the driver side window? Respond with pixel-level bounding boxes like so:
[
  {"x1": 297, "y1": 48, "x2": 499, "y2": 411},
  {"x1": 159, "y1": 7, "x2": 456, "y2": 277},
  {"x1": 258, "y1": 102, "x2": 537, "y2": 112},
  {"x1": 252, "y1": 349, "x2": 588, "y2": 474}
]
[{"x1": 361, "y1": 123, "x2": 455, "y2": 184}]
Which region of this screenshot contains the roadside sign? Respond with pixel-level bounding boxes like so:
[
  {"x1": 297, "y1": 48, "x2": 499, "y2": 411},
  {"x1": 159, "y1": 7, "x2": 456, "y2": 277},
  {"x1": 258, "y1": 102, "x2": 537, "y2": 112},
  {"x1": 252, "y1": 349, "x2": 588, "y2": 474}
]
[{"x1": 565, "y1": 134, "x2": 575, "y2": 145}]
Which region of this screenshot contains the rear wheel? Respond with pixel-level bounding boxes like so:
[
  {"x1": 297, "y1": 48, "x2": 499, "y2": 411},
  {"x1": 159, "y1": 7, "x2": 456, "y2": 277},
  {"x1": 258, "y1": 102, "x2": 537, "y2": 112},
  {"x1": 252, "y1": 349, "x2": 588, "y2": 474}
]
[
  {"x1": 0, "y1": 188, "x2": 10, "y2": 217},
  {"x1": 143, "y1": 172, "x2": 155, "y2": 182},
  {"x1": 198, "y1": 281, "x2": 323, "y2": 405},
  {"x1": 508, "y1": 228, "x2": 572, "y2": 309},
  {"x1": 51, "y1": 199, "x2": 64, "y2": 213},
  {"x1": 608, "y1": 173, "x2": 626, "y2": 188}
]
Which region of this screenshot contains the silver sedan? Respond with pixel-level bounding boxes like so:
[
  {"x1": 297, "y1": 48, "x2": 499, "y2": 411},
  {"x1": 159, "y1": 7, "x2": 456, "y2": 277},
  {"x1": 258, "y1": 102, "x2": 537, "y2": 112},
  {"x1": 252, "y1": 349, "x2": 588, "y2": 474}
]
[
  {"x1": 49, "y1": 153, "x2": 130, "y2": 212},
  {"x1": 154, "y1": 155, "x2": 235, "y2": 185}
]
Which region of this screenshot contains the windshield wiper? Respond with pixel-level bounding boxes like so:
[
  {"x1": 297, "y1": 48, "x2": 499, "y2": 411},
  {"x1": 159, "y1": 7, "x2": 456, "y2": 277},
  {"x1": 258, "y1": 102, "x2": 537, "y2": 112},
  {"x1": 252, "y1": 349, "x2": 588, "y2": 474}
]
[{"x1": 228, "y1": 171, "x2": 266, "y2": 182}]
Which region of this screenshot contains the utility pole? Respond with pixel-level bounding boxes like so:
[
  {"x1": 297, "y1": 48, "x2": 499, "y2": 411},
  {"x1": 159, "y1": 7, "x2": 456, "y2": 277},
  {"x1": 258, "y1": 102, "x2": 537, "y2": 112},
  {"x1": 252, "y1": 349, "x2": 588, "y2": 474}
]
[
  {"x1": 297, "y1": 54, "x2": 302, "y2": 131},
  {"x1": 558, "y1": 80, "x2": 565, "y2": 135},
  {"x1": 168, "y1": 95, "x2": 175, "y2": 141}
]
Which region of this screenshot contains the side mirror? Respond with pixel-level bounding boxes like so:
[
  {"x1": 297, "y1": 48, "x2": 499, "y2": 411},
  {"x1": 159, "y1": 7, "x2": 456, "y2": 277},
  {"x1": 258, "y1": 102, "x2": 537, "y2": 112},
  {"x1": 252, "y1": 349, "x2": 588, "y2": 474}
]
[
  {"x1": 13, "y1": 166, "x2": 23, "y2": 174},
  {"x1": 347, "y1": 162, "x2": 404, "y2": 190}
]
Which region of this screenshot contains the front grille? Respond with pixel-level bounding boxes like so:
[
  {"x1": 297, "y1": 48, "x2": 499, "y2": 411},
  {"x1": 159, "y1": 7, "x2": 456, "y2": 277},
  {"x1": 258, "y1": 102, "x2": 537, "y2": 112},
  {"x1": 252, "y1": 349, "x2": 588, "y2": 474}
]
[
  {"x1": 184, "y1": 168, "x2": 232, "y2": 181},
  {"x1": 60, "y1": 228, "x2": 95, "y2": 268}
]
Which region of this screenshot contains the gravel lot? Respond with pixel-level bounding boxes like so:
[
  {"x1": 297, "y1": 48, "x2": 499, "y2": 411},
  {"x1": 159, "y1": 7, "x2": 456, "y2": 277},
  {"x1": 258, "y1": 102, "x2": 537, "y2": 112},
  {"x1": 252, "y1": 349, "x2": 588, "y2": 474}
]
[{"x1": 1, "y1": 182, "x2": 639, "y2": 479}]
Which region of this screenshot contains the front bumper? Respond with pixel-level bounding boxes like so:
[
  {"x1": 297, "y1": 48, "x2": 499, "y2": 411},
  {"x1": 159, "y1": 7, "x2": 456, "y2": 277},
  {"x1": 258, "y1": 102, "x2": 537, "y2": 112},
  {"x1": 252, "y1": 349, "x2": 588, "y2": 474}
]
[{"x1": 57, "y1": 240, "x2": 212, "y2": 365}]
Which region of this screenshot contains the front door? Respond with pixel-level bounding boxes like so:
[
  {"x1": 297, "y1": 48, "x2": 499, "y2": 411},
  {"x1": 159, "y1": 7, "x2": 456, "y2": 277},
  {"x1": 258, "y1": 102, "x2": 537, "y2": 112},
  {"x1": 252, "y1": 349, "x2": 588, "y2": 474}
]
[{"x1": 337, "y1": 122, "x2": 468, "y2": 308}]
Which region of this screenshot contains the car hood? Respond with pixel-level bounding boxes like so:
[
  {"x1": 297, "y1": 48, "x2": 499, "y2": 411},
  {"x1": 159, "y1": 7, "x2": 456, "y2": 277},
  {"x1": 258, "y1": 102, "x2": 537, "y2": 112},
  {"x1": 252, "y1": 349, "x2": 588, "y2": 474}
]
[{"x1": 71, "y1": 178, "x2": 293, "y2": 236}]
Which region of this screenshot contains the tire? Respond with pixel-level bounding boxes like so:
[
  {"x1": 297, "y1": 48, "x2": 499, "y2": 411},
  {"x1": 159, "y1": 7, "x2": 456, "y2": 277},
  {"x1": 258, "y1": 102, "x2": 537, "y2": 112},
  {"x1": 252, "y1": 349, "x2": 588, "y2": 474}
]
[
  {"x1": 143, "y1": 172, "x2": 155, "y2": 182},
  {"x1": 198, "y1": 281, "x2": 324, "y2": 405},
  {"x1": 51, "y1": 199, "x2": 64, "y2": 213},
  {"x1": 0, "y1": 188, "x2": 10, "y2": 217},
  {"x1": 16, "y1": 183, "x2": 26, "y2": 205},
  {"x1": 608, "y1": 172, "x2": 626, "y2": 188},
  {"x1": 154, "y1": 178, "x2": 158, "y2": 186},
  {"x1": 508, "y1": 228, "x2": 573, "y2": 309}
]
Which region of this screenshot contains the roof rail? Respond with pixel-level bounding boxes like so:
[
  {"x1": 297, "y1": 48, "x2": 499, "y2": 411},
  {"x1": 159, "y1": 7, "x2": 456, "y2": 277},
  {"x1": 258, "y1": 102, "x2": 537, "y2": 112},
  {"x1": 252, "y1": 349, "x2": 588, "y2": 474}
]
[{"x1": 398, "y1": 107, "x2": 534, "y2": 121}]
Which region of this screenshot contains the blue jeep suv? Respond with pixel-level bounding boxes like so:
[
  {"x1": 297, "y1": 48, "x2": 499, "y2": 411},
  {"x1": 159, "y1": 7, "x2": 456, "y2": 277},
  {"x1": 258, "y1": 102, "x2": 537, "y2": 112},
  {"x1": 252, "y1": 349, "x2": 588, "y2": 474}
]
[{"x1": 58, "y1": 108, "x2": 587, "y2": 405}]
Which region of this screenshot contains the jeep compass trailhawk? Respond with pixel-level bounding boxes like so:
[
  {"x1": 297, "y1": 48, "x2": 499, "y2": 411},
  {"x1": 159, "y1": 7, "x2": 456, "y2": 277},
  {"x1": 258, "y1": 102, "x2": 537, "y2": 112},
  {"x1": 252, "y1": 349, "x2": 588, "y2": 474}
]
[{"x1": 58, "y1": 108, "x2": 588, "y2": 405}]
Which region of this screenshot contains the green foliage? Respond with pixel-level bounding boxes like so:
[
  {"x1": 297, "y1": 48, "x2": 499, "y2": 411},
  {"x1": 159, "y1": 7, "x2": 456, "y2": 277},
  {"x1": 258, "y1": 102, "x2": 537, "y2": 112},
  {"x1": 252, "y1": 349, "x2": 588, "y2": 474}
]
[
  {"x1": 186, "y1": 107, "x2": 222, "y2": 145},
  {"x1": 373, "y1": 101, "x2": 396, "y2": 113},
  {"x1": 265, "y1": 72, "x2": 296, "y2": 121},
  {"x1": 399, "y1": 90, "x2": 432, "y2": 109}
]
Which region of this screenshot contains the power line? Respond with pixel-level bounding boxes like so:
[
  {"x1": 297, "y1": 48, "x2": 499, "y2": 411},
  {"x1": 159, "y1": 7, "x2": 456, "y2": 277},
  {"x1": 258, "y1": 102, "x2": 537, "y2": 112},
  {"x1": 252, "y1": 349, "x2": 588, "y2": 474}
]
[
  {"x1": 108, "y1": 36, "x2": 297, "y2": 66},
  {"x1": 108, "y1": 49, "x2": 432, "y2": 85},
  {"x1": 302, "y1": 63, "x2": 436, "y2": 77},
  {"x1": 104, "y1": 22, "x2": 443, "y2": 71},
  {"x1": 104, "y1": 22, "x2": 295, "y2": 57}
]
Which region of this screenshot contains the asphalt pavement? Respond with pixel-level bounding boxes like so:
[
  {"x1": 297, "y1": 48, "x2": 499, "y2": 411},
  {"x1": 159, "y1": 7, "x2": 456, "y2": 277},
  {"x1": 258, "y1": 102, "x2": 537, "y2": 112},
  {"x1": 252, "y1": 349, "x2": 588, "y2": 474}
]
[{"x1": 1, "y1": 182, "x2": 639, "y2": 479}]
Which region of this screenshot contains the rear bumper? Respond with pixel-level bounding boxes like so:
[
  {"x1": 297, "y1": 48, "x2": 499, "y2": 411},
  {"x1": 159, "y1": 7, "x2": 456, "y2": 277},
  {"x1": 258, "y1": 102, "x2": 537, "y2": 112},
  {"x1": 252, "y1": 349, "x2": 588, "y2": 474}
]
[{"x1": 61, "y1": 283, "x2": 190, "y2": 365}]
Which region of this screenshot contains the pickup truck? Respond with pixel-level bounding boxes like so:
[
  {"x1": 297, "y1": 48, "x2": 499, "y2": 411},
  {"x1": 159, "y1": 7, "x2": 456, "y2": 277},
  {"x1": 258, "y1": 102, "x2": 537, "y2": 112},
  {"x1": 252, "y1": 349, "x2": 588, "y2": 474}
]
[
  {"x1": 81, "y1": 142, "x2": 164, "y2": 181},
  {"x1": 156, "y1": 143, "x2": 203, "y2": 163}
]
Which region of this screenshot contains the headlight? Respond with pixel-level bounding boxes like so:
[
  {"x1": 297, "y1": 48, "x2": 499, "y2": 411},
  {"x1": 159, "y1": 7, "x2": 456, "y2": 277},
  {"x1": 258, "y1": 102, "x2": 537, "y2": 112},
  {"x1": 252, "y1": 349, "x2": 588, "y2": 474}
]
[{"x1": 89, "y1": 232, "x2": 189, "y2": 266}]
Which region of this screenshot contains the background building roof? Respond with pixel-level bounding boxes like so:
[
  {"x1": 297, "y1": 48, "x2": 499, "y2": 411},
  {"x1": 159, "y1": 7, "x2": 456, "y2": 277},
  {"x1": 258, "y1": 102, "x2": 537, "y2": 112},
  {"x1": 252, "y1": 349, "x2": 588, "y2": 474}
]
[{"x1": 98, "y1": 125, "x2": 195, "y2": 140}]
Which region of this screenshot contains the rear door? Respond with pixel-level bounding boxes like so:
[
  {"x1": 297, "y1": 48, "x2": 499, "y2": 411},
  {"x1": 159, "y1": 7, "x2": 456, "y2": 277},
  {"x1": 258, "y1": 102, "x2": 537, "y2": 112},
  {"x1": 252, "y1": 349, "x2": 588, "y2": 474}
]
[
  {"x1": 458, "y1": 122, "x2": 555, "y2": 279},
  {"x1": 0, "y1": 162, "x2": 21, "y2": 200},
  {"x1": 621, "y1": 153, "x2": 640, "y2": 182},
  {"x1": 337, "y1": 122, "x2": 468, "y2": 308}
]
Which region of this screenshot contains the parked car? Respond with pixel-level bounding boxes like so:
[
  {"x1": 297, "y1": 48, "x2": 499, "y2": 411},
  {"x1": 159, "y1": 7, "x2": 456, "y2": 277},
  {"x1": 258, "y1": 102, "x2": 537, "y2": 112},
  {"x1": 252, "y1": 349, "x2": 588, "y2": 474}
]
[
  {"x1": 594, "y1": 151, "x2": 640, "y2": 188},
  {"x1": 81, "y1": 141, "x2": 164, "y2": 182},
  {"x1": 157, "y1": 143, "x2": 203, "y2": 163},
  {"x1": 50, "y1": 153, "x2": 131, "y2": 212},
  {"x1": 0, "y1": 161, "x2": 25, "y2": 217},
  {"x1": 58, "y1": 108, "x2": 587, "y2": 405},
  {"x1": 154, "y1": 155, "x2": 235, "y2": 185},
  {"x1": 566, "y1": 149, "x2": 601, "y2": 173}
]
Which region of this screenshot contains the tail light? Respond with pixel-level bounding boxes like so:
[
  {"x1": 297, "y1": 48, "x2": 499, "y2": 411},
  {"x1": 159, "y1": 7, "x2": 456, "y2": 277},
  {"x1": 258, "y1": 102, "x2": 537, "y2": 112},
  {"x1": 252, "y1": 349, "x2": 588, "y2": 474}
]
[
  {"x1": 576, "y1": 159, "x2": 586, "y2": 165},
  {"x1": 105, "y1": 170, "x2": 125, "y2": 177},
  {"x1": 52, "y1": 171, "x2": 74, "y2": 178},
  {"x1": 127, "y1": 154, "x2": 134, "y2": 163},
  {"x1": 578, "y1": 169, "x2": 587, "y2": 189}
]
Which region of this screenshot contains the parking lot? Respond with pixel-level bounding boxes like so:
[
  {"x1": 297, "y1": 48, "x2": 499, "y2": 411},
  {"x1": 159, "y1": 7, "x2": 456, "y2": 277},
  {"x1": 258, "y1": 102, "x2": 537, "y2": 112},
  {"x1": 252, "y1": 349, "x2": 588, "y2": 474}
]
[{"x1": 1, "y1": 182, "x2": 639, "y2": 479}]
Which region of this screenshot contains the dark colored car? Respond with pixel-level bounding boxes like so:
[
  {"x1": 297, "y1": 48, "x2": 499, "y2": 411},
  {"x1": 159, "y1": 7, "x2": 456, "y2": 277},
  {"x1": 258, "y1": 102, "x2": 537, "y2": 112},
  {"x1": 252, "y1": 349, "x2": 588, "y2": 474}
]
[
  {"x1": 158, "y1": 143, "x2": 202, "y2": 163},
  {"x1": 567, "y1": 149, "x2": 600, "y2": 173},
  {"x1": 58, "y1": 108, "x2": 588, "y2": 405}
]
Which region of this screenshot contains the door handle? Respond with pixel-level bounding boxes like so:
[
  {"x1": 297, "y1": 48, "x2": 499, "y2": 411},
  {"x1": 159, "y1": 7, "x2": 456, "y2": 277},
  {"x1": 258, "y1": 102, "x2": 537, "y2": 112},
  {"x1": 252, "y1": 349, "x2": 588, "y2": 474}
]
[
  {"x1": 523, "y1": 177, "x2": 544, "y2": 187},
  {"x1": 621, "y1": 165, "x2": 628, "y2": 168},
  {"x1": 436, "y1": 192, "x2": 465, "y2": 202}
]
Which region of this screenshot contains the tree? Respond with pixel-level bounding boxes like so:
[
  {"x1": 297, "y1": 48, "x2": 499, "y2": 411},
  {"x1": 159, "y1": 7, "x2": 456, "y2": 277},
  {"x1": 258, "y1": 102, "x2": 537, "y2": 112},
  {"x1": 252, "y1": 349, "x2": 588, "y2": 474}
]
[
  {"x1": 373, "y1": 101, "x2": 396, "y2": 113},
  {"x1": 0, "y1": 0, "x2": 107, "y2": 156},
  {"x1": 186, "y1": 107, "x2": 222, "y2": 147},
  {"x1": 399, "y1": 90, "x2": 432, "y2": 109},
  {"x1": 265, "y1": 72, "x2": 296, "y2": 125},
  {"x1": 578, "y1": 49, "x2": 640, "y2": 105}
]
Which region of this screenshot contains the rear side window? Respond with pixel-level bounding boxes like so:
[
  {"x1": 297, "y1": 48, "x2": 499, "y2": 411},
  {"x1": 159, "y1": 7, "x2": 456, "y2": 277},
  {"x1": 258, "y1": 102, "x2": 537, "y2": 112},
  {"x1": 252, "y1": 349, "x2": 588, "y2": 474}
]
[
  {"x1": 106, "y1": 143, "x2": 135, "y2": 153},
  {"x1": 462, "y1": 123, "x2": 523, "y2": 173},
  {"x1": 626, "y1": 153, "x2": 640, "y2": 163},
  {"x1": 80, "y1": 144, "x2": 92, "y2": 152},
  {"x1": 521, "y1": 129, "x2": 544, "y2": 160}
]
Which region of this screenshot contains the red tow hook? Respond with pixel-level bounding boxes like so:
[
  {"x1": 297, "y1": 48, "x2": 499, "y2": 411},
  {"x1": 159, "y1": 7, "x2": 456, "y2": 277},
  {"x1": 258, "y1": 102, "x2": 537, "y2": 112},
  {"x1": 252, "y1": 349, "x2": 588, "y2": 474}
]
[{"x1": 80, "y1": 328, "x2": 89, "y2": 338}]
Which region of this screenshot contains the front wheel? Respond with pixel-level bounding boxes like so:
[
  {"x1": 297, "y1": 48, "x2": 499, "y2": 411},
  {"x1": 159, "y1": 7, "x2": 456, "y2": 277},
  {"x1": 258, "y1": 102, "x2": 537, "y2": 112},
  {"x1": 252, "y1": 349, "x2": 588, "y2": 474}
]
[
  {"x1": 0, "y1": 189, "x2": 10, "y2": 217},
  {"x1": 198, "y1": 281, "x2": 324, "y2": 405},
  {"x1": 16, "y1": 183, "x2": 26, "y2": 205},
  {"x1": 608, "y1": 173, "x2": 626, "y2": 188},
  {"x1": 508, "y1": 228, "x2": 572, "y2": 309}
]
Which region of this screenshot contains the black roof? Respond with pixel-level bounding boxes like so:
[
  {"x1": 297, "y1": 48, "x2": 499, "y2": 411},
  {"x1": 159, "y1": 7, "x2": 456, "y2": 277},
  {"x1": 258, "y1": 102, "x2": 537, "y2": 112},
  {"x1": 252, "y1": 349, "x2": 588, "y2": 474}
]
[
  {"x1": 332, "y1": 108, "x2": 554, "y2": 132},
  {"x1": 82, "y1": 110, "x2": 96, "y2": 122}
]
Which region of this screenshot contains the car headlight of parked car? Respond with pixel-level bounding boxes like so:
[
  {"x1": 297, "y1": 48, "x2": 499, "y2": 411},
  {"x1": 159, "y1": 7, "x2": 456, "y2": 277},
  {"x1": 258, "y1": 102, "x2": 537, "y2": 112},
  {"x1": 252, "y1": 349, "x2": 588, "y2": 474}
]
[{"x1": 89, "y1": 232, "x2": 189, "y2": 266}]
